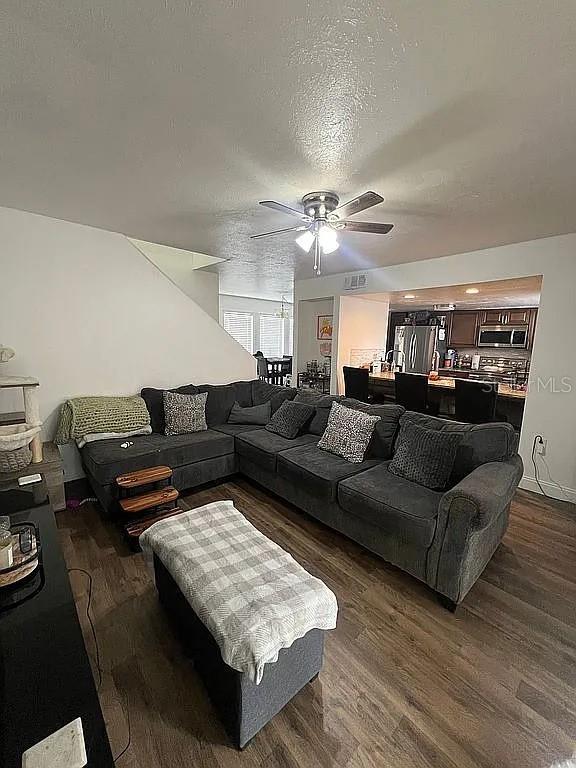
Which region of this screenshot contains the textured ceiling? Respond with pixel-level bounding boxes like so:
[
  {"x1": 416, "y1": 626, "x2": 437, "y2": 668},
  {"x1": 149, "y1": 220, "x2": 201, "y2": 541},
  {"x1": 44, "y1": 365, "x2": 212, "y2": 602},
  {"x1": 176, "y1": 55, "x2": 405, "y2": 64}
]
[
  {"x1": 1, "y1": 2, "x2": 575, "y2": 300},
  {"x1": 365, "y1": 275, "x2": 542, "y2": 311}
]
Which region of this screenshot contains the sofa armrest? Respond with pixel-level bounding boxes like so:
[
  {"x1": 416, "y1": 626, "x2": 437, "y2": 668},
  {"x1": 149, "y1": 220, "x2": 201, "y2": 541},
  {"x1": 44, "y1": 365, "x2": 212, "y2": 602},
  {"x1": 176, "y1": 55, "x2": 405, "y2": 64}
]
[
  {"x1": 440, "y1": 455, "x2": 524, "y2": 532},
  {"x1": 427, "y1": 455, "x2": 523, "y2": 603}
]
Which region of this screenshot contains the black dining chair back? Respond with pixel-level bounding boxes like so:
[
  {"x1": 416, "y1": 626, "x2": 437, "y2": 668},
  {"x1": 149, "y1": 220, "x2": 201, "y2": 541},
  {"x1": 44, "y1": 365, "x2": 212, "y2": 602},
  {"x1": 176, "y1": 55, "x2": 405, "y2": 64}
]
[
  {"x1": 256, "y1": 357, "x2": 268, "y2": 379},
  {"x1": 455, "y1": 379, "x2": 498, "y2": 423},
  {"x1": 395, "y1": 372, "x2": 433, "y2": 414},
  {"x1": 343, "y1": 366, "x2": 370, "y2": 402}
]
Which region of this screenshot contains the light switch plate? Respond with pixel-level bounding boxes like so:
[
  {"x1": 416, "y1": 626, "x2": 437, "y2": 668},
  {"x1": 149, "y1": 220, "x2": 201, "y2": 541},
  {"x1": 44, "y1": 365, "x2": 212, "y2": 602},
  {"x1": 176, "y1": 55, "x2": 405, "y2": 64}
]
[{"x1": 22, "y1": 718, "x2": 87, "y2": 768}]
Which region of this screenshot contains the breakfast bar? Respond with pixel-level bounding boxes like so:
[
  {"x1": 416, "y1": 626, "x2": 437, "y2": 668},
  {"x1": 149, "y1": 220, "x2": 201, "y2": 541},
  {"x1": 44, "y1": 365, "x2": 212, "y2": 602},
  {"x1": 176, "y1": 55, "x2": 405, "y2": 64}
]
[{"x1": 369, "y1": 371, "x2": 526, "y2": 427}]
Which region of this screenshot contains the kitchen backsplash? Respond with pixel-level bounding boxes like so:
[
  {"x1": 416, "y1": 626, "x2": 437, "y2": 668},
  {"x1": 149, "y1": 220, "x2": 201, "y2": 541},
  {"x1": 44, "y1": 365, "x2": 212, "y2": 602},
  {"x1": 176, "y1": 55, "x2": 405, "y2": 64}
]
[{"x1": 452, "y1": 346, "x2": 531, "y2": 361}]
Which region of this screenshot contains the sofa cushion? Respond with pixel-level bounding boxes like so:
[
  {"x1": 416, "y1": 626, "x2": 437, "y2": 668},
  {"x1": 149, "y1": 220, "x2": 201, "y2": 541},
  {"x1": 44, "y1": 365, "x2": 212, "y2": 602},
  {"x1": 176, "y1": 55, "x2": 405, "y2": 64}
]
[
  {"x1": 265, "y1": 401, "x2": 315, "y2": 439},
  {"x1": 82, "y1": 429, "x2": 234, "y2": 485},
  {"x1": 163, "y1": 391, "x2": 208, "y2": 436},
  {"x1": 399, "y1": 411, "x2": 517, "y2": 483},
  {"x1": 338, "y1": 462, "x2": 441, "y2": 548},
  {"x1": 212, "y1": 423, "x2": 264, "y2": 437},
  {"x1": 236, "y1": 429, "x2": 319, "y2": 473},
  {"x1": 340, "y1": 399, "x2": 404, "y2": 459},
  {"x1": 251, "y1": 380, "x2": 297, "y2": 413},
  {"x1": 141, "y1": 384, "x2": 198, "y2": 433},
  {"x1": 389, "y1": 420, "x2": 463, "y2": 490},
  {"x1": 228, "y1": 400, "x2": 271, "y2": 426},
  {"x1": 277, "y1": 444, "x2": 379, "y2": 502},
  {"x1": 307, "y1": 395, "x2": 344, "y2": 435},
  {"x1": 196, "y1": 384, "x2": 238, "y2": 426},
  {"x1": 160, "y1": 430, "x2": 234, "y2": 469},
  {"x1": 231, "y1": 380, "x2": 254, "y2": 408},
  {"x1": 318, "y1": 401, "x2": 380, "y2": 463}
]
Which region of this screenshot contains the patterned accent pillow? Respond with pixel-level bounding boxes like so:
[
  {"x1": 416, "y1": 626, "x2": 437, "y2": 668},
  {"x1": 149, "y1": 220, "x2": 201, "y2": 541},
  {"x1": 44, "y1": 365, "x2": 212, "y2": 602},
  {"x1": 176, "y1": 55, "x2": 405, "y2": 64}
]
[
  {"x1": 389, "y1": 421, "x2": 463, "y2": 490},
  {"x1": 265, "y1": 401, "x2": 315, "y2": 439},
  {"x1": 318, "y1": 402, "x2": 380, "y2": 463},
  {"x1": 163, "y1": 391, "x2": 208, "y2": 436}
]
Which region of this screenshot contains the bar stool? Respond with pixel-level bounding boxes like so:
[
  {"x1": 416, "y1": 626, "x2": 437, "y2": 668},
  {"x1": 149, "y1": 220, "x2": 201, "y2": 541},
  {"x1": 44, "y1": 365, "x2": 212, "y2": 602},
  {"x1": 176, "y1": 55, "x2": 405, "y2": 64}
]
[
  {"x1": 394, "y1": 372, "x2": 439, "y2": 415},
  {"x1": 454, "y1": 379, "x2": 498, "y2": 423}
]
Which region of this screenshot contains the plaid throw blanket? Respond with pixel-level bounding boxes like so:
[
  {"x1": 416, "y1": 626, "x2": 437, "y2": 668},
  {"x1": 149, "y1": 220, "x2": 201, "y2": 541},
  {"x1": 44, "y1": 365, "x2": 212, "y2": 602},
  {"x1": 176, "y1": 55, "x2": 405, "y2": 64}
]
[
  {"x1": 140, "y1": 501, "x2": 338, "y2": 684},
  {"x1": 55, "y1": 395, "x2": 150, "y2": 444}
]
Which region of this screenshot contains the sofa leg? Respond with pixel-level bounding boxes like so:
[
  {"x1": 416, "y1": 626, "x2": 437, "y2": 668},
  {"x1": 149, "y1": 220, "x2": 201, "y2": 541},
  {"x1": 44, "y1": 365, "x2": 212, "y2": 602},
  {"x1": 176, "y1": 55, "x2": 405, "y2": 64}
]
[{"x1": 437, "y1": 594, "x2": 458, "y2": 613}]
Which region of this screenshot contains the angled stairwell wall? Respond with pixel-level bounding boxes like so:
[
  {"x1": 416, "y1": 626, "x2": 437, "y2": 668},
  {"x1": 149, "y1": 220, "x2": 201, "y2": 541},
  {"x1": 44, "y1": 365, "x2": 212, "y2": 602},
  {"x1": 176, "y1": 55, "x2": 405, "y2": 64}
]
[{"x1": 0, "y1": 206, "x2": 256, "y2": 479}]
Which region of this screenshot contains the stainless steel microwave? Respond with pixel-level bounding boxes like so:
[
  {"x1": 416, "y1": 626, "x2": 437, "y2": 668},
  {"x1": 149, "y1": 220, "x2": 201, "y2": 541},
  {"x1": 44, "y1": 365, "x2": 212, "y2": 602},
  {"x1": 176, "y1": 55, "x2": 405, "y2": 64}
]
[{"x1": 477, "y1": 325, "x2": 528, "y2": 348}]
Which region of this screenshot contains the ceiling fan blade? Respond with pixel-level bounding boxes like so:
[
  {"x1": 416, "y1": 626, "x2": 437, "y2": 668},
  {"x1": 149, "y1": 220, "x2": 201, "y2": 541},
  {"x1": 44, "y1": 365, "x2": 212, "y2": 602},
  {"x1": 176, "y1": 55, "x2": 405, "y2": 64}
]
[
  {"x1": 250, "y1": 225, "x2": 307, "y2": 240},
  {"x1": 259, "y1": 200, "x2": 309, "y2": 219},
  {"x1": 334, "y1": 191, "x2": 384, "y2": 218},
  {"x1": 341, "y1": 220, "x2": 394, "y2": 234}
]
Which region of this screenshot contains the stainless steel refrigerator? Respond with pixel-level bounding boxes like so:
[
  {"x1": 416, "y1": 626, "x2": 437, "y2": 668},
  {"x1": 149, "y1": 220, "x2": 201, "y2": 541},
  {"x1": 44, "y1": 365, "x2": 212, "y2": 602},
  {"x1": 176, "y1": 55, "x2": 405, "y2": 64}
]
[{"x1": 393, "y1": 325, "x2": 438, "y2": 374}]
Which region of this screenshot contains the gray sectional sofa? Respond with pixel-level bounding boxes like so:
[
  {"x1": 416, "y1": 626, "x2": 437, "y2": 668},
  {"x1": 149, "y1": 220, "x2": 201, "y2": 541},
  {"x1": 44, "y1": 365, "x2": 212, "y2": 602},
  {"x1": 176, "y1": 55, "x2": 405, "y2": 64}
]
[{"x1": 81, "y1": 378, "x2": 523, "y2": 608}]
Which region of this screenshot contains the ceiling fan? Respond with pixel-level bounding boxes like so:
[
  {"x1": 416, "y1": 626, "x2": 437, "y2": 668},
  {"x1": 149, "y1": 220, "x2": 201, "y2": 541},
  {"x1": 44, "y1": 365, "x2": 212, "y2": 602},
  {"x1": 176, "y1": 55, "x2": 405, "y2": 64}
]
[{"x1": 251, "y1": 191, "x2": 393, "y2": 275}]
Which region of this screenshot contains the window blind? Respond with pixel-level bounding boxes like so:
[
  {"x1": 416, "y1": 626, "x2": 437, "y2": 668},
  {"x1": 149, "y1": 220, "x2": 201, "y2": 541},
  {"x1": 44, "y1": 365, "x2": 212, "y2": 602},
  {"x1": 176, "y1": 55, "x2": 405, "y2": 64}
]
[
  {"x1": 259, "y1": 313, "x2": 284, "y2": 357},
  {"x1": 222, "y1": 311, "x2": 254, "y2": 353}
]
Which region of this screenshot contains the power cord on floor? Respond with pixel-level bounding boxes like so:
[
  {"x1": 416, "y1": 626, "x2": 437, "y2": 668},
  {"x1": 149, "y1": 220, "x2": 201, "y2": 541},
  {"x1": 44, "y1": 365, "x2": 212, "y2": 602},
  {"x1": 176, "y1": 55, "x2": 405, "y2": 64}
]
[
  {"x1": 68, "y1": 568, "x2": 102, "y2": 690},
  {"x1": 68, "y1": 567, "x2": 131, "y2": 762},
  {"x1": 531, "y1": 435, "x2": 570, "y2": 502}
]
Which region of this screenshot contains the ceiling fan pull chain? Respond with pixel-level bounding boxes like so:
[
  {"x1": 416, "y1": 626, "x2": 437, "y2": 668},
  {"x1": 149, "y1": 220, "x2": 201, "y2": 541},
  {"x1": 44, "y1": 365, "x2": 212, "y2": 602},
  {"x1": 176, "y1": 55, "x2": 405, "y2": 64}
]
[{"x1": 315, "y1": 236, "x2": 322, "y2": 275}]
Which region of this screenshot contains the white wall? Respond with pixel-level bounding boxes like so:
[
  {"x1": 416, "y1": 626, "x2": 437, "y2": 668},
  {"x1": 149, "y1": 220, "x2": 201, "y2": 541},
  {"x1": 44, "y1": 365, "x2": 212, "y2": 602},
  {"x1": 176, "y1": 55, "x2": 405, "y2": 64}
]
[
  {"x1": 219, "y1": 294, "x2": 293, "y2": 356},
  {"x1": 146, "y1": 255, "x2": 219, "y2": 320},
  {"x1": 295, "y1": 234, "x2": 576, "y2": 503},
  {"x1": 295, "y1": 298, "x2": 334, "y2": 374},
  {"x1": 336, "y1": 296, "x2": 389, "y2": 392},
  {"x1": 0, "y1": 206, "x2": 256, "y2": 479}
]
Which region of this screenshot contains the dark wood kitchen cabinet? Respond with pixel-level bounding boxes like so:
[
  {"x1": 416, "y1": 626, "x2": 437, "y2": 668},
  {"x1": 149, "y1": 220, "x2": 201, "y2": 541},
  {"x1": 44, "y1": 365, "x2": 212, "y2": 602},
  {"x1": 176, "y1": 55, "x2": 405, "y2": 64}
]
[
  {"x1": 479, "y1": 308, "x2": 531, "y2": 325},
  {"x1": 448, "y1": 311, "x2": 478, "y2": 347}
]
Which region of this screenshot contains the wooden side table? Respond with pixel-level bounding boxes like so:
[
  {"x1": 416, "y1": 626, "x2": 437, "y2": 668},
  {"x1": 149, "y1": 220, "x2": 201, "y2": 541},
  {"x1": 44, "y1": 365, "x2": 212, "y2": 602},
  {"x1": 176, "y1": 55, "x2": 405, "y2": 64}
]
[{"x1": 0, "y1": 441, "x2": 65, "y2": 512}]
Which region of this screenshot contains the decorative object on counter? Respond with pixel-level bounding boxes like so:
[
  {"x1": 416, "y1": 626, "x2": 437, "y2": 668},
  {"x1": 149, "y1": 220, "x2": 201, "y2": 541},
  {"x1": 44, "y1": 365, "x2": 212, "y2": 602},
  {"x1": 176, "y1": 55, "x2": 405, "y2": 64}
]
[
  {"x1": 0, "y1": 375, "x2": 43, "y2": 463},
  {"x1": 0, "y1": 345, "x2": 15, "y2": 363},
  {"x1": 317, "y1": 315, "x2": 333, "y2": 340}
]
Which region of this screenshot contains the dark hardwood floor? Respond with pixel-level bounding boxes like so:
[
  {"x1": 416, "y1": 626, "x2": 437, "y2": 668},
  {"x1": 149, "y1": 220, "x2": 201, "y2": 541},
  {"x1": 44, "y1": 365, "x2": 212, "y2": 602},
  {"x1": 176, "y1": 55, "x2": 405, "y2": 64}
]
[{"x1": 57, "y1": 481, "x2": 576, "y2": 768}]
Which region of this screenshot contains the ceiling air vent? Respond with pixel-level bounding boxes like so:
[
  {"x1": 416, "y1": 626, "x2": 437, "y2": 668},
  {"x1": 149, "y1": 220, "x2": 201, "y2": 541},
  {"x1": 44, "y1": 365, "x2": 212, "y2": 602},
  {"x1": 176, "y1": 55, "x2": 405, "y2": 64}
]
[
  {"x1": 433, "y1": 303, "x2": 456, "y2": 312},
  {"x1": 344, "y1": 273, "x2": 368, "y2": 291}
]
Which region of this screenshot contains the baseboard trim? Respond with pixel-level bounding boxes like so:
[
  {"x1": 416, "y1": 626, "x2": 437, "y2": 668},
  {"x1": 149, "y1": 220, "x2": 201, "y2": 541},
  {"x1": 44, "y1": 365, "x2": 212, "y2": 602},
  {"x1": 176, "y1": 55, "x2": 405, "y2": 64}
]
[{"x1": 519, "y1": 475, "x2": 576, "y2": 505}]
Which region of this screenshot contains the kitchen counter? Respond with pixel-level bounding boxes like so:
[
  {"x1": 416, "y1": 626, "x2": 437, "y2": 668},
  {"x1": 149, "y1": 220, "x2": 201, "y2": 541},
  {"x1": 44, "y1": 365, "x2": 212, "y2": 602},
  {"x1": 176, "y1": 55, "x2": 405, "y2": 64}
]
[{"x1": 369, "y1": 371, "x2": 526, "y2": 400}]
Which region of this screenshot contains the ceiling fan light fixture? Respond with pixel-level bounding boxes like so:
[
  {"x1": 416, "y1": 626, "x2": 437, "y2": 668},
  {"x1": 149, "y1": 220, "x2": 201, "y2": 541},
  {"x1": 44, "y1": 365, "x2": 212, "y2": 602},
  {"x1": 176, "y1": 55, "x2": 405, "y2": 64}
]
[
  {"x1": 296, "y1": 230, "x2": 315, "y2": 252},
  {"x1": 318, "y1": 224, "x2": 338, "y2": 253}
]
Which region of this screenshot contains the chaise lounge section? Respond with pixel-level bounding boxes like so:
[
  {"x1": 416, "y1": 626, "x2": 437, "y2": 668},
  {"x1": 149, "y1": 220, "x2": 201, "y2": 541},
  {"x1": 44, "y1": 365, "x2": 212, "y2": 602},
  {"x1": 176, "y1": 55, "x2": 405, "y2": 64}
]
[{"x1": 81, "y1": 379, "x2": 523, "y2": 607}]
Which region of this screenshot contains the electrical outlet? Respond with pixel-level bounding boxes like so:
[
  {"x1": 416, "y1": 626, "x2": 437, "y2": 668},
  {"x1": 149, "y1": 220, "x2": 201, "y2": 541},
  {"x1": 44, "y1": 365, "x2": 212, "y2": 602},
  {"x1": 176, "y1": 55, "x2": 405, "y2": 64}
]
[{"x1": 535, "y1": 436, "x2": 547, "y2": 456}]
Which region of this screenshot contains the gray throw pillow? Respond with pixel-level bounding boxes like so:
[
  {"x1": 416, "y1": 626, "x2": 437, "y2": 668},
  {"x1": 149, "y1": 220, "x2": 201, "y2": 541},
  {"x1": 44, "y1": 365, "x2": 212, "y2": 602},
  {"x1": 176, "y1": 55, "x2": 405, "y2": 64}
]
[
  {"x1": 389, "y1": 421, "x2": 463, "y2": 490},
  {"x1": 265, "y1": 401, "x2": 315, "y2": 439},
  {"x1": 228, "y1": 400, "x2": 271, "y2": 426},
  {"x1": 318, "y1": 401, "x2": 380, "y2": 463},
  {"x1": 163, "y1": 391, "x2": 208, "y2": 435}
]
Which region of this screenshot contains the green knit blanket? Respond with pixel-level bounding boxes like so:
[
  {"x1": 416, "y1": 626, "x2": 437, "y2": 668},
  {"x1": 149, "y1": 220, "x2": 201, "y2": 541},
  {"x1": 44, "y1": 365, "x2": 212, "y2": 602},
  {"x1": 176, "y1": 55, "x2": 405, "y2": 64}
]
[{"x1": 55, "y1": 395, "x2": 150, "y2": 444}]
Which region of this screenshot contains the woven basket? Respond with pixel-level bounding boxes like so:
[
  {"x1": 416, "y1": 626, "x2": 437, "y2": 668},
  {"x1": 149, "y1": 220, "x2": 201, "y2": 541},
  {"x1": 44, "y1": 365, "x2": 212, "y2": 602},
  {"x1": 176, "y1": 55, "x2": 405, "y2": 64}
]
[{"x1": 0, "y1": 444, "x2": 32, "y2": 472}]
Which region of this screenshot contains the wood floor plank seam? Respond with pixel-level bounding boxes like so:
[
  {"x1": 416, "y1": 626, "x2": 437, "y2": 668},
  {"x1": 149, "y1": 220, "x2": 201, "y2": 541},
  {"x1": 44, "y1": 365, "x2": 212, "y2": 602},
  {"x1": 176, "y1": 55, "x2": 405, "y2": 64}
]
[{"x1": 57, "y1": 484, "x2": 576, "y2": 768}]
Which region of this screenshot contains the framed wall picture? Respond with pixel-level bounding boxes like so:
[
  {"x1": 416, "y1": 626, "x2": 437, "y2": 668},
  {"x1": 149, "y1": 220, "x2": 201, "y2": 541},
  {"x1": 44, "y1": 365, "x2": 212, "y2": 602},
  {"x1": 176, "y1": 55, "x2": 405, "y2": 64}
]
[{"x1": 317, "y1": 315, "x2": 333, "y2": 340}]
